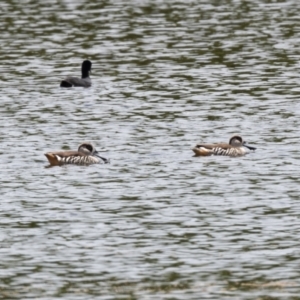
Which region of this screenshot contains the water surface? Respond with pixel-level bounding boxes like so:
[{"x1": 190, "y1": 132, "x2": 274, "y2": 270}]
[{"x1": 1, "y1": 0, "x2": 300, "y2": 299}]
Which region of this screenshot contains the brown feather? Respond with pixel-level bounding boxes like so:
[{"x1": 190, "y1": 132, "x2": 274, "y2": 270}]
[{"x1": 45, "y1": 149, "x2": 91, "y2": 166}]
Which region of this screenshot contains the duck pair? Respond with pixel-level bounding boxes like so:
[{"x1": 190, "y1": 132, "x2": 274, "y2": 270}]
[
  {"x1": 56, "y1": 61, "x2": 255, "y2": 165},
  {"x1": 45, "y1": 136, "x2": 255, "y2": 166}
]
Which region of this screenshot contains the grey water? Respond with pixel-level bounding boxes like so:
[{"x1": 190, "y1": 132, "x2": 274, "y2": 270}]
[{"x1": 1, "y1": 0, "x2": 300, "y2": 299}]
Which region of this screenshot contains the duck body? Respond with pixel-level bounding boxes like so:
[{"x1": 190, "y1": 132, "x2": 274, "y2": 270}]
[
  {"x1": 45, "y1": 143, "x2": 108, "y2": 166},
  {"x1": 60, "y1": 60, "x2": 92, "y2": 87},
  {"x1": 60, "y1": 76, "x2": 91, "y2": 87},
  {"x1": 192, "y1": 135, "x2": 256, "y2": 157}
]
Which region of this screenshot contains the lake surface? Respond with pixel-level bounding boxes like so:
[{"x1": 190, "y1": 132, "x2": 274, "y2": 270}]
[{"x1": 1, "y1": 0, "x2": 300, "y2": 299}]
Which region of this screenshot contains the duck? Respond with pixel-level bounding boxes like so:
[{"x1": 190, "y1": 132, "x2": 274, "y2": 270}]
[
  {"x1": 60, "y1": 60, "x2": 92, "y2": 87},
  {"x1": 192, "y1": 135, "x2": 256, "y2": 157},
  {"x1": 45, "y1": 142, "x2": 108, "y2": 166}
]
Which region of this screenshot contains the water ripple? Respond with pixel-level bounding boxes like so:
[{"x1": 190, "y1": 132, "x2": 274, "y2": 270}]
[{"x1": 1, "y1": 0, "x2": 300, "y2": 299}]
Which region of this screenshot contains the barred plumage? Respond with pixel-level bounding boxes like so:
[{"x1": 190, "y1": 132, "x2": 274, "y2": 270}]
[
  {"x1": 192, "y1": 135, "x2": 256, "y2": 157},
  {"x1": 45, "y1": 142, "x2": 109, "y2": 166}
]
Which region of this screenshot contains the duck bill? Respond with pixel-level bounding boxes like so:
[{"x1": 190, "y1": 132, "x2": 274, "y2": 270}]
[
  {"x1": 244, "y1": 144, "x2": 256, "y2": 151},
  {"x1": 94, "y1": 151, "x2": 109, "y2": 163}
]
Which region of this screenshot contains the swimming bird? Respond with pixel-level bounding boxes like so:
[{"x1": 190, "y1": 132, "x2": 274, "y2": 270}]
[
  {"x1": 45, "y1": 142, "x2": 108, "y2": 166},
  {"x1": 60, "y1": 60, "x2": 92, "y2": 87},
  {"x1": 192, "y1": 135, "x2": 256, "y2": 157}
]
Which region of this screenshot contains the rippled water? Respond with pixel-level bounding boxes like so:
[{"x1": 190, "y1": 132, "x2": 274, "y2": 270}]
[{"x1": 1, "y1": 0, "x2": 300, "y2": 299}]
